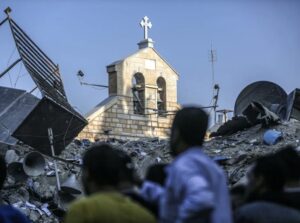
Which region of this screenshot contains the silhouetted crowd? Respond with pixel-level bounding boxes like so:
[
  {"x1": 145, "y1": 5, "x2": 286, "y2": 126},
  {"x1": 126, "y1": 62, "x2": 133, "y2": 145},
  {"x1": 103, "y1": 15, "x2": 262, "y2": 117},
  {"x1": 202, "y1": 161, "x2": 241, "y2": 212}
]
[{"x1": 1, "y1": 106, "x2": 300, "y2": 223}]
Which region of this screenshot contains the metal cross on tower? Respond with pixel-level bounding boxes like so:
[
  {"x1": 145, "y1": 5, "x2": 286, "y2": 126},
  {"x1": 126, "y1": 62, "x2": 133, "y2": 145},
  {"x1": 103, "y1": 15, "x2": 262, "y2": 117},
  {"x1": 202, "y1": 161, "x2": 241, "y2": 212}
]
[{"x1": 140, "y1": 16, "x2": 152, "y2": 39}]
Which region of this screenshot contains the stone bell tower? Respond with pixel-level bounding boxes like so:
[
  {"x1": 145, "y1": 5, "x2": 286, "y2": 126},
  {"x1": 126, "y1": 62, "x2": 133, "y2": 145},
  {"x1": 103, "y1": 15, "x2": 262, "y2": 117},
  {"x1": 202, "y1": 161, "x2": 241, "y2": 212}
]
[{"x1": 79, "y1": 16, "x2": 179, "y2": 140}]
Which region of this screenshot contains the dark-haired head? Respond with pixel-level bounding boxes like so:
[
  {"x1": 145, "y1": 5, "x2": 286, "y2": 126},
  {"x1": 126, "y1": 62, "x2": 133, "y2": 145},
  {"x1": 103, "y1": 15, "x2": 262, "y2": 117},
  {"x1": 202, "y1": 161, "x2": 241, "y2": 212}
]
[
  {"x1": 115, "y1": 149, "x2": 135, "y2": 185},
  {"x1": 253, "y1": 155, "x2": 287, "y2": 191},
  {"x1": 170, "y1": 107, "x2": 208, "y2": 156},
  {"x1": 82, "y1": 143, "x2": 129, "y2": 195},
  {"x1": 246, "y1": 154, "x2": 287, "y2": 202},
  {"x1": 274, "y1": 145, "x2": 300, "y2": 184},
  {"x1": 0, "y1": 155, "x2": 6, "y2": 190},
  {"x1": 145, "y1": 163, "x2": 167, "y2": 186}
]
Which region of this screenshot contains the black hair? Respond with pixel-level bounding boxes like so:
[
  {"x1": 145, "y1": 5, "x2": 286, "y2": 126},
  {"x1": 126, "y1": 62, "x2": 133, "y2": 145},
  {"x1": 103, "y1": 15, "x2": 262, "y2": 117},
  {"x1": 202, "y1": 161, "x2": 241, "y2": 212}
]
[
  {"x1": 82, "y1": 143, "x2": 128, "y2": 187},
  {"x1": 0, "y1": 155, "x2": 7, "y2": 190},
  {"x1": 172, "y1": 107, "x2": 208, "y2": 146},
  {"x1": 230, "y1": 184, "x2": 246, "y2": 195},
  {"x1": 115, "y1": 149, "x2": 135, "y2": 184},
  {"x1": 145, "y1": 163, "x2": 167, "y2": 186},
  {"x1": 252, "y1": 154, "x2": 287, "y2": 192},
  {"x1": 274, "y1": 145, "x2": 300, "y2": 181}
]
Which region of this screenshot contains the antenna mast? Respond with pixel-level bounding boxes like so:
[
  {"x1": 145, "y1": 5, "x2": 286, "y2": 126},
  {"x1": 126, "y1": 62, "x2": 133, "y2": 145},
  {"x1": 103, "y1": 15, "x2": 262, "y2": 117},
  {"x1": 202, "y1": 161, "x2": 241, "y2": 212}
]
[
  {"x1": 209, "y1": 43, "x2": 219, "y2": 124},
  {"x1": 209, "y1": 43, "x2": 216, "y2": 88}
]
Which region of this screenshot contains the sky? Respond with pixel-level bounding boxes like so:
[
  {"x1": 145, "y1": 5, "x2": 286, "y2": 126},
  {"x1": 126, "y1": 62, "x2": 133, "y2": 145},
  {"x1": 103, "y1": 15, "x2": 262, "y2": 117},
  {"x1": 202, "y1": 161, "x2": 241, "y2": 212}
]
[{"x1": 0, "y1": 0, "x2": 299, "y2": 120}]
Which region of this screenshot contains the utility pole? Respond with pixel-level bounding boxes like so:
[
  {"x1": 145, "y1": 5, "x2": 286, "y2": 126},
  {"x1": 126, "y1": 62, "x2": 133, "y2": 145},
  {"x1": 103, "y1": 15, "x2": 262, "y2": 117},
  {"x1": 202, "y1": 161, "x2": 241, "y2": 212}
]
[
  {"x1": 209, "y1": 43, "x2": 217, "y2": 89},
  {"x1": 209, "y1": 43, "x2": 219, "y2": 125}
]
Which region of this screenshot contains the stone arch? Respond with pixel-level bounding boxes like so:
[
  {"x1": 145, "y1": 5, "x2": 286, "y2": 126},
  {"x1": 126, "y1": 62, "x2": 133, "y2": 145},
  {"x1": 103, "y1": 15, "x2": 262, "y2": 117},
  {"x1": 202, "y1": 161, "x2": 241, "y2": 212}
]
[
  {"x1": 157, "y1": 77, "x2": 166, "y2": 115},
  {"x1": 132, "y1": 73, "x2": 145, "y2": 114}
]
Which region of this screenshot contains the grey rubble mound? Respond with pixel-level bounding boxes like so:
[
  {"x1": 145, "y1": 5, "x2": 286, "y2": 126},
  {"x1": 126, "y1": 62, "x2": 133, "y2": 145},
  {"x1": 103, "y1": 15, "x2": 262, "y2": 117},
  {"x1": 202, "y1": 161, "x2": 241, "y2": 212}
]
[
  {"x1": 1, "y1": 119, "x2": 300, "y2": 222},
  {"x1": 204, "y1": 119, "x2": 300, "y2": 185}
]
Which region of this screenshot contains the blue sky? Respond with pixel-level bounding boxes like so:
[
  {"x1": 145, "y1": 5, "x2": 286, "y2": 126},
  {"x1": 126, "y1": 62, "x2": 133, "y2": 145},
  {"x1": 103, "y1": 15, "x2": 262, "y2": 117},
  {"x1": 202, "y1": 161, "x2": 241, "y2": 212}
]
[{"x1": 0, "y1": 0, "x2": 299, "y2": 119}]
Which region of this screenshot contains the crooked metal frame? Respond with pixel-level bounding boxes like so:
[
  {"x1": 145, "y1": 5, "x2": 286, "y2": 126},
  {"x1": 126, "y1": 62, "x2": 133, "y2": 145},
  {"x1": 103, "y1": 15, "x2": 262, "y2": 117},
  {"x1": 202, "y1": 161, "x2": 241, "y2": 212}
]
[
  {"x1": 3, "y1": 13, "x2": 85, "y2": 122},
  {"x1": 8, "y1": 19, "x2": 66, "y2": 98},
  {"x1": 0, "y1": 10, "x2": 87, "y2": 155}
]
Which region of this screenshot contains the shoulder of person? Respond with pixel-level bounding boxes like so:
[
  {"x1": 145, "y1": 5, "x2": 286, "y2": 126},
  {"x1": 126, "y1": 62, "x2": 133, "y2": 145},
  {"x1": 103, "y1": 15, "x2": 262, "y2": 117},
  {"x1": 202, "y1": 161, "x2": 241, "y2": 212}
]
[
  {"x1": 0, "y1": 205, "x2": 30, "y2": 223},
  {"x1": 236, "y1": 201, "x2": 300, "y2": 223}
]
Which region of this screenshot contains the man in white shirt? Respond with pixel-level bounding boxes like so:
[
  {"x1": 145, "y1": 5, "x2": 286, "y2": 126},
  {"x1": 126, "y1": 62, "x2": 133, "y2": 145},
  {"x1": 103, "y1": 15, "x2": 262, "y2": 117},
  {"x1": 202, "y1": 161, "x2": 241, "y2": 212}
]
[{"x1": 151, "y1": 107, "x2": 232, "y2": 223}]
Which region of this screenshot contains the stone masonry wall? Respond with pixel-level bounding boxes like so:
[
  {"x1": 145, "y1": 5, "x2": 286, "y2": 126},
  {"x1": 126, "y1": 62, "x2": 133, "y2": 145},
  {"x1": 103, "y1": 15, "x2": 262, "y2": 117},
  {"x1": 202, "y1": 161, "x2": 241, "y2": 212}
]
[{"x1": 78, "y1": 96, "x2": 179, "y2": 141}]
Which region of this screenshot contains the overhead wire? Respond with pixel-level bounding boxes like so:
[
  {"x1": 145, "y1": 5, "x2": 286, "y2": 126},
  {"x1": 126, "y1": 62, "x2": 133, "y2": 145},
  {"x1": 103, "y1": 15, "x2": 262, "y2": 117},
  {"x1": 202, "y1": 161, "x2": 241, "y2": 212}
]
[
  {"x1": 6, "y1": 46, "x2": 17, "y2": 87},
  {"x1": 13, "y1": 62, "x2": 24, "y2": 87}
]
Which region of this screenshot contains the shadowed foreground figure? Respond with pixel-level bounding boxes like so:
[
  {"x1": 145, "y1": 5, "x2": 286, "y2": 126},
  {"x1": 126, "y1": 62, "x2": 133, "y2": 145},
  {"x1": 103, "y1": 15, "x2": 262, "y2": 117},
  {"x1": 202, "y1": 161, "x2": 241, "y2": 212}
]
[
  {"x1": 142, "y1": 107, "x2": 232, "y2": 223},
  {"x1": 116, "y1": 150, "x2": 157, "y2": 217},
  {"x1": 0, "y1": 155, "x2": 31, "y2": 223},
  {"x1": 235, "y1": 153, "x2": 300, "y2": 223},
  {"x1": 275, "y1": 145, "x2": 300, "y2": 210},
  {"x1": 162, "y1": 106, "x2": 232, "y2": 223},
  {"x1": 140, "y1": 163, "x2": 168, "y2": 217},
  {"x1": 64, "y1": 144, "x2": 155, "y2": 223}
]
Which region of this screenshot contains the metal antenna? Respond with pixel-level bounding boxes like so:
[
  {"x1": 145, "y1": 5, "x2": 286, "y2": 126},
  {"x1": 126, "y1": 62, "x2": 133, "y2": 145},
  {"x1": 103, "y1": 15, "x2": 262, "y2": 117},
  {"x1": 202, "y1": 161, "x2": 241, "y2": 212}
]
[
  {"x1": 209, "y1": 43, "x2": 219, "y2": 124},
  {"x1": 209, "y1": 42, "x2": 217, "y2": 91}
]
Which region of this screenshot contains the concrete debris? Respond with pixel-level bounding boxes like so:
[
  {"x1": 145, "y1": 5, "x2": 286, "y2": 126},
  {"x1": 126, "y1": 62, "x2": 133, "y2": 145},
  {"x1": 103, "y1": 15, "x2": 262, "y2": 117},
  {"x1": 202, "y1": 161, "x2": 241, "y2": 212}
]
[
  {"x1": 0, "y1": 137, "x2": 171, "y2": 222},
  {"x1": 286, "y1": 88, "x2": 300, "y2": 121},
  {"x1": 210, "y1": 101, "x2": 281, "y2": 137},
  {"x1": 1, "y1": 119, "x2": 300, "y2": 222},
  {"x1": 41, "y1": 203, "x2": 52, "y2": 217},
  {"x1": 5, "y1": 149, "x2": 19, "y2": 164},
  {"x1": 206, "y1": 119, "x2": 300, "y2": 185},
  {"x1": 29, "y1": 177, "x2": 57, "y2": 200},
  {"x1": 243, "y1": 101, "x2": 280, "y2": 126}
]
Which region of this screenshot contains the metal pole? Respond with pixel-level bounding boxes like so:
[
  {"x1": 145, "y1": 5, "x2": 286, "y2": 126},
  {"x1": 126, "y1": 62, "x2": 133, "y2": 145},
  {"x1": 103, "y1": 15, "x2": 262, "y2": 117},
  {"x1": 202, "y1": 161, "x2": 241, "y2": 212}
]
[
  {"x1": 0, "y1": 17, "x2": 8, "y2": 27},
  {"x1": 80, "y1": 82, "x2": 108, "y2": 88},
  {"x1": 48, "y1": 128, "x2": 61, "y2": 191},
  {"x1": 213, "y1": 87, "x2": 220, "y2": 125},
  {"x1": 214, "y1": 106, "x2": 217, "y2": 124}
]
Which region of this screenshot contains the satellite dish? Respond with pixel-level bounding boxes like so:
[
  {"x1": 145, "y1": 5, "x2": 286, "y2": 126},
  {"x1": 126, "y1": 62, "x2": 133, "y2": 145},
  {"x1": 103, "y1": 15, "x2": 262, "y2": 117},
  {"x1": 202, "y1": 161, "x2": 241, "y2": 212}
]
[{"x1": 234, "y1": 81, "x2": 287, "y2": 116}]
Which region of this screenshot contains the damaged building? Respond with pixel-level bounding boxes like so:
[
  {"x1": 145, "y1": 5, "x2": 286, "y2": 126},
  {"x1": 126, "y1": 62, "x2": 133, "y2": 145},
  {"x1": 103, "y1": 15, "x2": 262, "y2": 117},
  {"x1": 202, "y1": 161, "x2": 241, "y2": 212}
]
[
  {"x1": 78, "y1": 16, "x2": 180, "y2": 141},
  {"x1": 1, "y1": 7, "x2": 300, "y2": 223}
]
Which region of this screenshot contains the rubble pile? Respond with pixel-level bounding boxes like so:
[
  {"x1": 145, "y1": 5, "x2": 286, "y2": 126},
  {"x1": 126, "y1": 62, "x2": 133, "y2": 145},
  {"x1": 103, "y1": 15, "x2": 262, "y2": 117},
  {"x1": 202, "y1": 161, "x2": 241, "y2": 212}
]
[
  {"x1": 0, "y1": 137, "x2": 171, "y2": 222},
  {"x1": 205, "y1": 119, "x2": 300, "y2": 185},
  {"x1": 1, "y1": 119, "x2": 300, "y2": 222}
]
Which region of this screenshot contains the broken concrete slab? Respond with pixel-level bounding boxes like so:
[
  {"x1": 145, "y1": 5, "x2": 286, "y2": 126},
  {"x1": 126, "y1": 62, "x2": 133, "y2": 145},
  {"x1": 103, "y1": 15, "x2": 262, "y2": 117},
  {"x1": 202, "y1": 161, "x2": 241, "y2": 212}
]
[{"x1": 286, "y1": 88, "x2": 300, "y2": 121}]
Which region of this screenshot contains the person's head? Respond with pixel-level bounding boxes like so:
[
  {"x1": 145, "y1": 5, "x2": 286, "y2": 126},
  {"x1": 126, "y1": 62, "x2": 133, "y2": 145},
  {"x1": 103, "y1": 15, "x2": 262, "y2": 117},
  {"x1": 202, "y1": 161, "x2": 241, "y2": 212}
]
[
  {"x1": 246, "y1": 154, "x2": 287, "y2": 200},
  {"x1": 0, "y1": 155, "x2": 6, "y2": 190},
  {"x1": 230, "y1": 184, "x2": 246, "y2": 210},
  {"x1": 170, "y1": 107, "x2": 208, "y2": 156},
  {"x1": 274, "y1": 145, "x2": 300, "y2": 186},
  {"x1": 81, "y1": 143, "x2": 128, "y2": 195},
  {"x1": 115, "y1": 149, "x2": 136, "y2": 189},
  {"x1": 145, "y1": 163, "x2": 167, "y2": 186}
]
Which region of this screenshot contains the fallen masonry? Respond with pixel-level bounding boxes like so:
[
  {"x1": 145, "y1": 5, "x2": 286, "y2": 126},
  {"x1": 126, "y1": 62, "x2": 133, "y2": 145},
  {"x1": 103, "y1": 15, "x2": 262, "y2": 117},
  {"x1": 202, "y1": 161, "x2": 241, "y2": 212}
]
[{"x1": 0, "y1": 119, "x2": 300, "y2": 222}]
